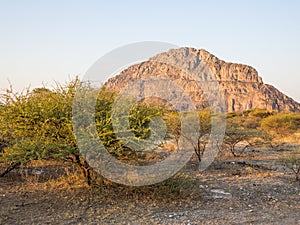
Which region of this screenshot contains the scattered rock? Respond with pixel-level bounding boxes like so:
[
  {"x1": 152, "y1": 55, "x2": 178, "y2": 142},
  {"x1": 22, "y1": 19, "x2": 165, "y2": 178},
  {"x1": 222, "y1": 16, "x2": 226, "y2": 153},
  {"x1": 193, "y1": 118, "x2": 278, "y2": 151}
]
[{"x1": 211, "y1": 189, "x2": 232, "y2": 199}]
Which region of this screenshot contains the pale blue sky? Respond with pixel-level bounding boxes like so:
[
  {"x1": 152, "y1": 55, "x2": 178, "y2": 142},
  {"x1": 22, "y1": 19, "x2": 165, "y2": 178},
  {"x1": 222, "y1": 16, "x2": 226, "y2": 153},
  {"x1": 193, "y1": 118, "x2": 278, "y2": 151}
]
[{"x1": 0, "y1": 0, "x2": 299, "y2": 102}]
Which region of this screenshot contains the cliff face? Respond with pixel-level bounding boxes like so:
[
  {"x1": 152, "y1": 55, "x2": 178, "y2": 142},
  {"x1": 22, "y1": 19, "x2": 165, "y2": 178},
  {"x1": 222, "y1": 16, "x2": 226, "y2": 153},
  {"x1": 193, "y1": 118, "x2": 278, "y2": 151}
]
[{"x1": 104, "y1": 48, "x2": 300, "y2": 112}]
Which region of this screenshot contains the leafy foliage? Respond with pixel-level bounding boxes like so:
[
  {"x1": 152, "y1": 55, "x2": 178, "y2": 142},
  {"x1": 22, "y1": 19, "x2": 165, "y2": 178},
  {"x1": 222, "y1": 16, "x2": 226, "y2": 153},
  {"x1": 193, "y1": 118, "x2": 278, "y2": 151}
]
[
  {"x1": 223, "y1": 111, "x2": 267, "y2": 156},
  {"x1": 1, "y1": 78, "x2": 299, "y2": 185},
  {"x1": 261, "y1": 113, "x2": 300, "y2": 138},
  {"x1": 94, "y1": 92, "x2": 165, "y2": 161},
  {"x1": 164, "y1": 108, "x2": 212, "y2": 162},
  {"x1": 0, "y1": 80, "x2": 167, "y2": 179},
  {"x1": 0, "y1": 81, "x2": 82, "y2": 177}
]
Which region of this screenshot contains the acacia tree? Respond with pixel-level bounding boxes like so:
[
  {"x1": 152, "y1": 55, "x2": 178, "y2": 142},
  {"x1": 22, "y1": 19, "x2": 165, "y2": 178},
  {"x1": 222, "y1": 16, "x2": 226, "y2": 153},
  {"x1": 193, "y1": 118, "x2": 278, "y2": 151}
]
[
  {"x1": 223, "y1": 112, "x2": 265, "y2": 157},
  {"x1": 223, "y1": 126, "x2": 256, "y2": 157},
  {"x1": 192, "y1": 109, "x2": 212, "y2": 162},
  {"x1": 164, "y1": 111, "x2": 181, "y2": 147},
  {"x1": 281, "y1": 150, "x2": 300, "y2": 181},
  {"x1": 165, "y1": 108, "x2": 211, "y2": 162},
  {"x1": 94, "y1": 93, "x2": 165, "y2": 162},
  {"x1": 0, "y1": 79, "x2": 105, "y2": 184}
]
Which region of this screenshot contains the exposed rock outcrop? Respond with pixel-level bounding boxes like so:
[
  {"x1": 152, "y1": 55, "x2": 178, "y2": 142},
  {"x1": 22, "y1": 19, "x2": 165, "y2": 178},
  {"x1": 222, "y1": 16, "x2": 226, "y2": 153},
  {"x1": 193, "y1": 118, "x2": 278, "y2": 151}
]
[{"x1": 104, "y1": 48, "x2": 300, "y2": 112}]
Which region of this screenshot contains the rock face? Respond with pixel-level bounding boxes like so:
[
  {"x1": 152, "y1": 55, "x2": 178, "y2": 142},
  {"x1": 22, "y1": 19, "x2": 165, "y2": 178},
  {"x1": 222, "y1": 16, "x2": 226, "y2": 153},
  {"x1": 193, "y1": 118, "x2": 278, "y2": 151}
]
[{"x1": 104, "y1": 48, "x2": 300, "y2": 112}]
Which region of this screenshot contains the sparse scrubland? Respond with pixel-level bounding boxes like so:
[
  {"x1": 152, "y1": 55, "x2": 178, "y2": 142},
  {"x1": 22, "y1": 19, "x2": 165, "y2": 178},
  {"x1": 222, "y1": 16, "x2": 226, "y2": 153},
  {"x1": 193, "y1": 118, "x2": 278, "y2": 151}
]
[{"x1": 0, "y1": 80, "x2": 299, "y2": 224}]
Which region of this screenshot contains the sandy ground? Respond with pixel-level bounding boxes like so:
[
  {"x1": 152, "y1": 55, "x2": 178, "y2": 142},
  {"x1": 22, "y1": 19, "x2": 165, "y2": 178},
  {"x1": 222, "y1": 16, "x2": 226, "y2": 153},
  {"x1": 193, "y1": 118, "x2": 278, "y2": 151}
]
[{"x1": 0, "y1": 147, "x2": 299, "y2": 225}]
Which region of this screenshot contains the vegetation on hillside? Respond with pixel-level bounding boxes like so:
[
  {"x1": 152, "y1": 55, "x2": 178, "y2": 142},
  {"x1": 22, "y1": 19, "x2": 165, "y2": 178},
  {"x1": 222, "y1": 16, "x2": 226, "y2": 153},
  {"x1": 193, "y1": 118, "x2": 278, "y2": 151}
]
[{"x1": 0, "y1": 79, "x2": 299, "y2": 183}]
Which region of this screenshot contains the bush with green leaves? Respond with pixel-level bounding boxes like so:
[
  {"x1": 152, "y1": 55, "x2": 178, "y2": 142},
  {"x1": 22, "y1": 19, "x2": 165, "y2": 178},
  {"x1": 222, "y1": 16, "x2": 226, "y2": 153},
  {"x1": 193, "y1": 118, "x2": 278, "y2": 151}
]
[
  {"x1": 261, "y1": 113, "x2": 300, "y2": 138},
  {"x1": 0, "y1": 80, "x2": 167, "y2": 183},
  {"x1": 1, "y1": 78, "x2": 299, "y2": 184},
  {"x1": 0, "y1": 81, "x2": 82, "y2": 177},
  {"x1": 223, "y1": 112, "x2": 267, "y2": 156},
  {"x1": 94, "y1": 91, "x2": 166, "y2": 162},
  {"x1": 164, "y1": 108, "x2": 212, "y2": 162}
]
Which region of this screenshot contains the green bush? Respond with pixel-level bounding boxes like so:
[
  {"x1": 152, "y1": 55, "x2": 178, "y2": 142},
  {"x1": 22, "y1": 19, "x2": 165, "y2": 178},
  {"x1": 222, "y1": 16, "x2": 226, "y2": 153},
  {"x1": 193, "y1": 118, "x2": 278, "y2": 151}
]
[
  {"x1": 261, "y1": 113, "x2": 300, "y2": 137},
  {"x1": 94, "y1": 91, "x2": 165, "y2": 161},
  {"x1": 247, "y1": 108, "x2": 274, "y2": 118},
  {"x1": 0, "y1": 80, "x2": 167, "y2": 182},
  {"x1": 223, "y1": 111, "x2": 268, "y2": 156},
  {"x1": 1, "y1": 78, "x2": 298, "y2": 185},
  {"x1": 0, "y1": 81, "x2": 81, "y2": 177},
  {"x1": 164, "y1": 108, "x2": 212, "y2": 162}
]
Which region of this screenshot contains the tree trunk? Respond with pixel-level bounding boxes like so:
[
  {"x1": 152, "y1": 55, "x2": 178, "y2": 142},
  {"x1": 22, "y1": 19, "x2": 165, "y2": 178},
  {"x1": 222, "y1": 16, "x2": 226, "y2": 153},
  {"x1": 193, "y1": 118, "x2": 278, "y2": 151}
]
[
  {"x1": 0, "y1": 162, "x2": 21, "y2": 177},
  {"x1": 230, "y1": 145, "x2": 237, "y2": 157}
]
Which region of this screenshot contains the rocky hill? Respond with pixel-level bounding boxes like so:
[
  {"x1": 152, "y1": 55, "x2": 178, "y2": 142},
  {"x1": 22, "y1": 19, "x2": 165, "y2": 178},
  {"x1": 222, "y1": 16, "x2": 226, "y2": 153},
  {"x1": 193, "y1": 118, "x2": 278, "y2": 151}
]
[{"x1": 104, "y1": 48, "x2": 300, "y2": 112}]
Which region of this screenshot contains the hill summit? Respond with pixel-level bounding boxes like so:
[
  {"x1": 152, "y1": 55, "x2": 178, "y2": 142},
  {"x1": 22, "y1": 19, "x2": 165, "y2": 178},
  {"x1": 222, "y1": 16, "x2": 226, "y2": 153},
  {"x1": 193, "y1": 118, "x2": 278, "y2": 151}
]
[{"x1": 104, "y1": 48, "x2": 300, "y2": 112}]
